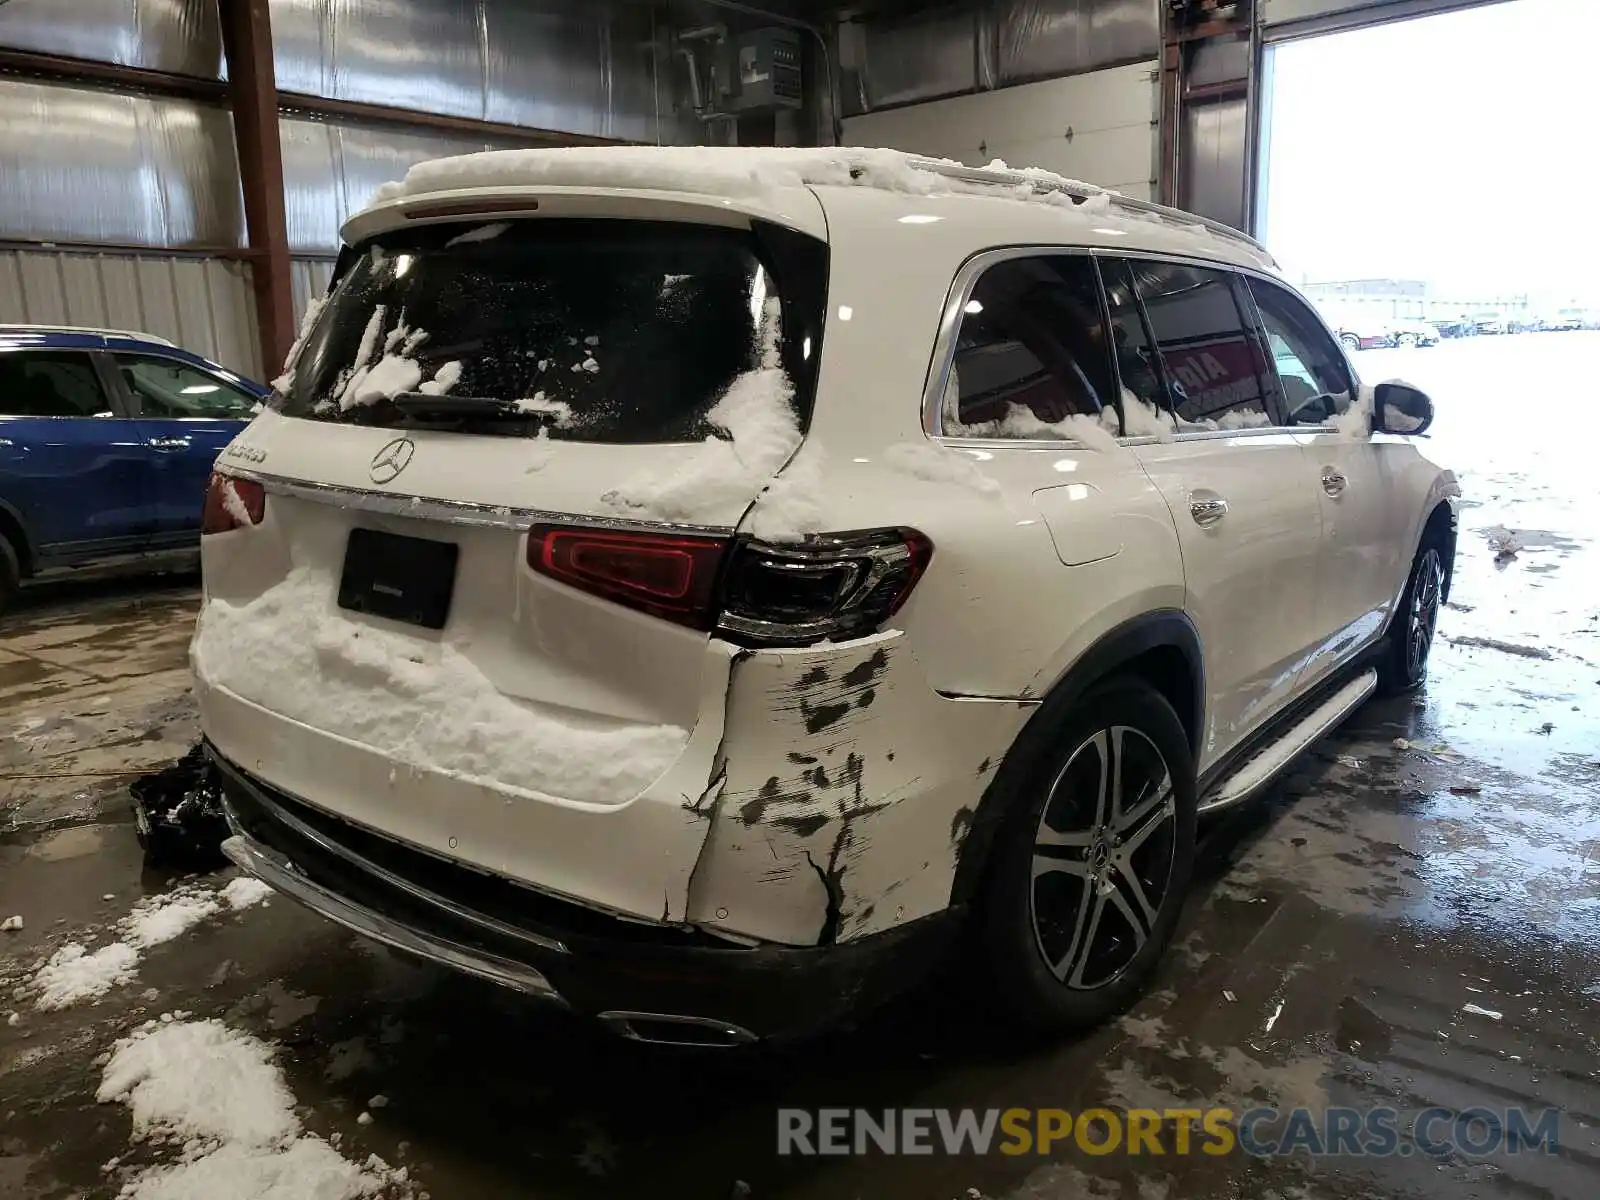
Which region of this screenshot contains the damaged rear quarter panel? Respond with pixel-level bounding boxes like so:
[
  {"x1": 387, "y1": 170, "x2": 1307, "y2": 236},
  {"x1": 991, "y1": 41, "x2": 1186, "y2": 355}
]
[{"x1": 684, "y1": 632, "x2": 1028, "y2": 946}]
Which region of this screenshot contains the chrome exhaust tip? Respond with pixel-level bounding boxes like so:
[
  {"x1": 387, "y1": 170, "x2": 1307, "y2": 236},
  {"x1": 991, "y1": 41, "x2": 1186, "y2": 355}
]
[{"x1": 597, "y1": 1010, "x2": 758, "y2": 1047}]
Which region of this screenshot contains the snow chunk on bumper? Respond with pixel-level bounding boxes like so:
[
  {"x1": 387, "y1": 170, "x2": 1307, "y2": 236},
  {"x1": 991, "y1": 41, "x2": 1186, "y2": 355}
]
[{"x1": 192, "y1": 569, "x2": 688, "y2": 805}]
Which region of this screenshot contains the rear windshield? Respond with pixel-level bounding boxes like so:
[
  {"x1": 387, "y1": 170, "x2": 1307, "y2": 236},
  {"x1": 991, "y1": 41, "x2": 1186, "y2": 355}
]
[{"x1": 273, "y1": 218, "x2": 827, "y2": 443}]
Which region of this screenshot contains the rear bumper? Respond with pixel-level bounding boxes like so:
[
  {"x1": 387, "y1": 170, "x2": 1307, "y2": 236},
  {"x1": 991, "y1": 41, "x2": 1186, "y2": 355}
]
[{"x1": 211, "y1": 744, "x2": 955, "y2": 1041}]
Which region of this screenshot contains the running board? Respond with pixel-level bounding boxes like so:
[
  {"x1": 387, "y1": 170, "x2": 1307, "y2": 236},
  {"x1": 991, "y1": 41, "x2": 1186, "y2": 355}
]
[{"x1": 1198, "y1": 669, "x2": 1378, "y2": 815}]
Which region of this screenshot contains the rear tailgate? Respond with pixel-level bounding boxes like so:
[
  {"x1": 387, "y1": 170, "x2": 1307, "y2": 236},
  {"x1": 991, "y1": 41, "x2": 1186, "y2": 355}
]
[{"x1": 195, "y1": 198, "x2": 828, "y2": 920}]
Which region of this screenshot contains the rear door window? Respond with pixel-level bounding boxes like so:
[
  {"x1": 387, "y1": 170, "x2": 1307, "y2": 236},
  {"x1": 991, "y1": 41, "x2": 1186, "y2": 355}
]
[
  {"x1": 1130, "y1": 260, "x2": 1277, "y2": 429},
  {"x1": 114, "y1": 354, "x2": 260, "y2": 419},
  {"x1": 1247, "y1": 279, "x2": 1354, "y2": 425},
  {"x1": 941, "y1": 255, "x2": 1118, "y2": 438},
  {"x1": 0, "y1": 351, "x2": 114, "y2": 417},
  {"x1": 275, "y1": 218, "x2": 826, "y2": 443}
]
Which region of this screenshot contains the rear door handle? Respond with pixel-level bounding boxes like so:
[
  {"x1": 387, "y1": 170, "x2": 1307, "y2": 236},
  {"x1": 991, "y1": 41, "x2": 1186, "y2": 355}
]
[
  {"x1": 148, "y1": 436, "x2": 191, "y2": 450},
  {"x1": 1321, "y1": 468, "x2": 1348, "y2": 497},
  {"x1": 1190, "y1": 495, "x2": 1228, "y2": 526}
]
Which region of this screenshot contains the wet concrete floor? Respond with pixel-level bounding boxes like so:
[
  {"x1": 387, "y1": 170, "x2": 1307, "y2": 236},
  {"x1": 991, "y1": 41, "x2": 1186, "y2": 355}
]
[{"x1": 2, "y1": 333, "x2": 1597, "y2": 1198}]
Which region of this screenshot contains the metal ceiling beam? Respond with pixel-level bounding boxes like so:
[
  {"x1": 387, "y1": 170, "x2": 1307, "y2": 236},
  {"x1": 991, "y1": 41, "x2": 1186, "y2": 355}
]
[
  {"x1": 276, "y1": 92, "x2": 620, "y2": 147},
  {"x1": 0, "y1": 48, "x2": 228, "y2": 103},
  {"x1": 0, "y1": 49, "x2": 623, "y2": 152},
  {"x1": 220, "y1": 0, "x2": 294, "y2": 378}
]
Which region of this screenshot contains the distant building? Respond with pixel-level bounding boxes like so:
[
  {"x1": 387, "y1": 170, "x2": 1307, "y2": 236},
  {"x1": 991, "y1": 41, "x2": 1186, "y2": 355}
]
[{"x1": 1303, "y1": 278, "x2": 1530, "y2": 325}]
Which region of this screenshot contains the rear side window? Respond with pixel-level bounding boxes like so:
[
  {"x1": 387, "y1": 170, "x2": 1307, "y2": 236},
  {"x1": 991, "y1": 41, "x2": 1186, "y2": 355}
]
[
  {"x1": 1130, "y1": 261, "x2": 1276, "y2": 428},
  {"x1": 1247, "y1": 279, "x2": 1353, "y2": 424},
  {"x1": 0, "y1": 351, "x2": 112, "y2": 417},
  {"x1": 115, "y1": 354, "x2": 259, "y2": 419},
  {"x1": 276, "y1": 218, "x2": 827, "y2": 444},
  {"x1": 941, "y1": 255, "x2": 1117, "y2": 437}
]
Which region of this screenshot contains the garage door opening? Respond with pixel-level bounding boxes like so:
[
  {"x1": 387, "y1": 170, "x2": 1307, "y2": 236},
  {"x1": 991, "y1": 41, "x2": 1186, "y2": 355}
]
[
  {"x1": 1258, "y1": 0, "x2": 1596, "y2": 345},
  {"x1": 1259, "y1": 0, "x2": 1599, "y2": 684}
]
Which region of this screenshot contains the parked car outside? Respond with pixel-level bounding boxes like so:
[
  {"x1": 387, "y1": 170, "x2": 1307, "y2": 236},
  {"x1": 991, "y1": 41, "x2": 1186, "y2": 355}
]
[
  {"x1": 1473, "y1": 312, "x2": 1508, "y2": 335},
  {"x1": 0, "y1": 325, "x2": 267, "y2": 609},
  {"x1": 1549, "y1": 309, "x2": 1587, "y2": 332},
  {"x1": 1319, "y1": 311, "x2": 1393, "y2": 352},
  {"x1": 1389, "y1": 319, "x2": 1440, "y2": 347},
  {"x1": 1431, "y1": 317, "x2": 1475, "y2": 339},
  {"x1": 196, "y1": 148, "x2": 1458, "y2": 1044}
]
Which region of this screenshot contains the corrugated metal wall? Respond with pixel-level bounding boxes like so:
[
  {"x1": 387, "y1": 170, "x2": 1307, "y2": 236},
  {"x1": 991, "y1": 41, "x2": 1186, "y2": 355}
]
[
  {"x1": 0, "y1": 0, "x2": 701, "y2": 379},
  {"x1": 0, "y1": 0, "x2": 687, "y2": 141},
  {"x1": 0, "y1": 249, "x2": 263, "y2": 379},
  {"x1": 0, "y1": 81, "x2": 245, "y2": 250}
]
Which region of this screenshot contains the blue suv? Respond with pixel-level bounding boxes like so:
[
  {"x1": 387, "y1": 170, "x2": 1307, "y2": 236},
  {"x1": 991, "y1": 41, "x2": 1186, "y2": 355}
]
[{"x1": 0, "y1": 325, "x2": 268, "y2": 609}]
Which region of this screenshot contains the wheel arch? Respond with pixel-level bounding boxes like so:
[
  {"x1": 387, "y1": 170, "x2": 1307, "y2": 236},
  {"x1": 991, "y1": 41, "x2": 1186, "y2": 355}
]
[
  {"x1": 1421, "y1": 499, "x2": 1458, "y2": 602},
  {"x1": 0, "y1": 498, "x2": 34, "y2": 578},
  {"x1": 949, "y1": 608, "x2": 1203, "y2": 907}
]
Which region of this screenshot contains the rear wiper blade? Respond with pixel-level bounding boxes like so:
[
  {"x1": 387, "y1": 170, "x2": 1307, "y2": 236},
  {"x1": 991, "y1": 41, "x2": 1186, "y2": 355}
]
[{"x1": 393, "y1": 393, "x2": 537, "y2": 419}]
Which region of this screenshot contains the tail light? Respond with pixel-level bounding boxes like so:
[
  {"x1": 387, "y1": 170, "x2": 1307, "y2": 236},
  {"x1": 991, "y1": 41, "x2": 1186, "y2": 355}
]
[
  {"x1": 201, "y1": 473, "x2": 265, "y2": 535},
  {"x1": 528, "y1": 524, "x2": 729, "y2": 629},
  {"x1": 526, "y1": 524, "x2": 932, "y2": 646},
  {"x1": 716, "y1": 529, "x2": 932, "y2": 645}
]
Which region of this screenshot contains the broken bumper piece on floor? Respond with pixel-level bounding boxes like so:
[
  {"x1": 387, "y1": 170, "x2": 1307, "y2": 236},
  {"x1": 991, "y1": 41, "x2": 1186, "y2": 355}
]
[
  {"x1": 129, "y1": 743, "x2": 231, "y2": 869},
  {"x1": 210, "y1": 745, "x2": 954, "y2": 1044}
]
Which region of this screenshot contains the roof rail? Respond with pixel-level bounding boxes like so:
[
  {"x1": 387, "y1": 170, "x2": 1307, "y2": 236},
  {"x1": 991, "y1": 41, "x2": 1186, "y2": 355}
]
[
  {"x1": 903, "y1": 156, "x2": 1275, "y2": 262},
  {"x1": 0, "y1": 322, "x2": 177, "y2": 346}
]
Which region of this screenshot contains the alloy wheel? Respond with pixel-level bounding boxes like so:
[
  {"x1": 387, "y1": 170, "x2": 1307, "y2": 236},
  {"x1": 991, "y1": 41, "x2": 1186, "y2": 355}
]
[
  {"x1": 1029, "y1": 727, "x2": 1177, "y2": 991},
  {"x1": 1408, "y1": 547, "x2": 1444, "y2": 679}
]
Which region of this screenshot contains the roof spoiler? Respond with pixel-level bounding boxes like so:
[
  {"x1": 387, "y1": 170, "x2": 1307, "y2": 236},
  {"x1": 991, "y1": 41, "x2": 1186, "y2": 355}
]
[{"x1": 903, "y1": 156, "x2": 1276, "y2": 265}]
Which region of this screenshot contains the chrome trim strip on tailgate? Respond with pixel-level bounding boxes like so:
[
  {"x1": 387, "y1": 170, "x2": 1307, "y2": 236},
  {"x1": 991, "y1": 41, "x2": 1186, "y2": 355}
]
[
  {"x1": 222, "y1": 833, "x2": 568, "y2": 1004},
  {"x1": 212, "y1": 753, "x2": 569, "y2": 955},
  {"x1": 219, "y1": 466, "x2": 729, "y2": 536}
]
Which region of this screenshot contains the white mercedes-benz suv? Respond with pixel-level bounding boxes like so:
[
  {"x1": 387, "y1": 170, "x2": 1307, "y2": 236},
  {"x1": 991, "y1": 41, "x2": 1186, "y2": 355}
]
[{"x1": 195, "y1": 148, "x2": 1458, "y2": 1046}]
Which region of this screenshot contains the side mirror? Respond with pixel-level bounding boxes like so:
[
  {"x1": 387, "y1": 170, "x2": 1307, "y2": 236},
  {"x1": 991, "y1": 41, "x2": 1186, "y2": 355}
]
[{"x1": 1372, "y1": 381, "x2": 1434, "y2": 435}]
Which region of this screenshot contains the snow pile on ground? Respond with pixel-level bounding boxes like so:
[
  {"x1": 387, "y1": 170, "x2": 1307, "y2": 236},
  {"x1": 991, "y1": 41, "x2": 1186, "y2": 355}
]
[
  {"x1": 30, "y1": 881, "x2": 268, "y2": 1010},
  {"x1": 33, "y1": 942, "x2": 140, "y2": 1011},
  {"x1": 883, "y1": 443, "x2": 1002, "y2": 497},
  {"x1": 125, "y1": 889, "x2": 223, "y2": 949},
  {"x1": 98, "y1": 1019, "x2": 410, "y2": 1200},
  {"x1": 192, "y1": 569, "x2": 688, "y2": 805},
  {"x1": 221, "y1": 877, "x2": 273, "y2": 911},
  {"x1": 602, "y1": 297, "x2": 813, "y2": 527},
  {"x1": 99, "y1": 1020, "x2": 299, "y2": 1146}
]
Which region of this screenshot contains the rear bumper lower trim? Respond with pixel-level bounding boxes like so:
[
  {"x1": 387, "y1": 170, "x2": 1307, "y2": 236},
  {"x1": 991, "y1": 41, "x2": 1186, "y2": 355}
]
[{"x1": 221, "y1": 832, "x2": 568, "y2": 1005}]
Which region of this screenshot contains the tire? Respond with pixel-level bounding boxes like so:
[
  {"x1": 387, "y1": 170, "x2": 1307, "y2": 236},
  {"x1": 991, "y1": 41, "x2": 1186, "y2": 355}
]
[
  {"x1": 1378, "y1": 535, "x2": 1446, "y2": 696},
  {"x1": 1339, "y1": 333, "x2": 1361, "y2": 353},
  {"x1": 978, "y1": 679, "x2": 1198, "y2": 1033},
  {"x1": 0, "y1": 533, "x2": 19, "y2": 615}
]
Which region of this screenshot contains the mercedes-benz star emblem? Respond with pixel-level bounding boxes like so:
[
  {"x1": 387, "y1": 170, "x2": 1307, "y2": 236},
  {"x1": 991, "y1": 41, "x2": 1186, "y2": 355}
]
[{"x1": 369, "y1": 437, "x2": 415, "y2": 484}]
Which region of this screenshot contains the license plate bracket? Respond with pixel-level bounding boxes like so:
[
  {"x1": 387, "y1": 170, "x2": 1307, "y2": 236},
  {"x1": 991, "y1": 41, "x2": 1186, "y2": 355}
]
[{"x1": 337, "y1": 528, "x2": 459, "y2": 630}]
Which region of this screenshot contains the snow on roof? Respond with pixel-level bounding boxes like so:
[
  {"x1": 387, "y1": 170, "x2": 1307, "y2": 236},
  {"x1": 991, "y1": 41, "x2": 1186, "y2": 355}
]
[
  {"x1": 363, "y1": 146, "x2": 1270, "y2": 263},
  {"x1": 371, "y1": 146, "x2": 983, "y2": 206}
]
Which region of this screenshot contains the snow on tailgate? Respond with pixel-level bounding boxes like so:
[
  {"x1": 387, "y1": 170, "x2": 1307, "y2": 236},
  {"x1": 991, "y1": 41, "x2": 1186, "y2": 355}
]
[{"x1": 191, "y1": 569, "x2": 689, "y2": 805}]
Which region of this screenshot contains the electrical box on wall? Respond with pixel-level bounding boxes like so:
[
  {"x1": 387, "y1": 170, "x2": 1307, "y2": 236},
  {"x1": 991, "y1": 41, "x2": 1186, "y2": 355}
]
[{"x1": 719, "y1": 27, "x2": 802, "y2": 113}]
